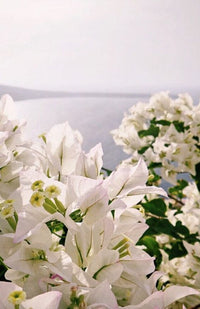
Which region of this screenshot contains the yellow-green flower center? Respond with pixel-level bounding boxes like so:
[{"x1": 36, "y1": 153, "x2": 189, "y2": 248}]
[
  {"x1": 30, "y1": 192, "x2": 45, "y2": 207},
  {"x1": 31, "y1": 180, "x2": 44, "y2": 191},
  {"x1": 0, "y1": 199, "x2": 14, "y2": 210},
  {"x1": 8, "y1": 290, "x2": 26, "y2": 305},
  {"x1": 45, "y1": 185, "x2": 61, "y2": 198},
  {"x1": 0, "y1": 205, "x2": 14, "y2": 219},
  {"x1": 31, "y1": 249, "x2": 47, "y2": 260}
]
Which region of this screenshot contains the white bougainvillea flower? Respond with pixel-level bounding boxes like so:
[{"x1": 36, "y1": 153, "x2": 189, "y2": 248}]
[
  {"x1": 0, "y1": 281, "x2": 25, "y2": 309},
  {"x1": 21, "y1": 291, "x2": 62, "y2": 309},
  {"x1": 11, "y1": 168, "x2": 69, "y2": 242},
  {"x1": 66, "y1": 180, "x2": 108, "y2": 226},
  {"x1": 44, "y1": 122, "x2": 83, "y2": 176},
  {"x1": 75, "y1": 143, "x2": 104, "y2": 179},
  {"x1": 113, "y1": 246, "x2": 155, "y2": 291},
  {"x1": 112, "y1": 207, "x2": 146, "y2": 234},
  {"x1": 126, "y1": 291, "x2": 165, "y2": 309},
  {"x1": 86, "y1": 280, "x2": 119, "y2": 309},
  {"x1": 119, "y1": 184, "x2": 167, "y2": 208},
  {"x1": 4, "y1": 224, "x2": 73, "y2": 283},
  {"x1": 112, "y1": 92, "x2": 200, "y2": 184},
  {"x1": 5, "y1": 269, "x2": 46, "y2": 299},
  {"x1": 15, "y1": 168, "x2": 66, "y2": 210},
  {"x1": 163, "y1": 285, "x2": 199, "y2": 308},
  {"x1": 63, "y1": 175, "x2": 109, "y2": 232},
  {"x1": 124, "y1": 247, "x2": 155, "y2": 278},
  {"x1": 1, "y1": 161, "x2": 23, "y2": 184},
  {"x1": 182, "y1": 182, "x2": 200, "y2": 212},
  {"x1": 87, "y1": 248, "x2": 123, "y2": 284},
  {"x1": 65, "y1": 221, "x2": 94, "y2": 268},
  {"x1": 0, "y1": 94, "x2": 26, "y2": 150},
  {"x1": 108, "y1": 208, "x2": 149, "y2": 264},
  {"x1": 1, "y1": 93, "x2": 199, "y2": 309},
  {"x1": 122, "y1": 285, "x2": 199, "y2": 309},
  {"x1": 13, "y1": 202, "x2": 68, "y2": 243},
  {"x1": 0, "y1": 281, "x2": 62, "y2": 309},
  {"x1": 0, "y1": 95, "x2": 45, "y2": 200},
  {"x1": 104, "y1": 159, "x2": 149, "y2": 199},
  {"x1": 0, "y1": 132, "x2": 11, "y2": 168},
  {"x1": 14, "y1": 176, "x2": 106, "y2": 239},
  {"x1": 84, "y1": 143, "x2": 103, "y2": 179},
  {"x1": 66, "y1": 220, "x2": 112, "y2": 268},
  {"x1": 64, "y1": 174, "x2": 103, "y2": 206},
  {"x1": 104, "y1": 159, "x2": 167, "y2": 207},
  {"x1": 159, "y1": 250, "x2": 196, "y2": 289},
  {"x1": 0, "y1": 233, "x2": 21, "y2": 261},
  {"x1": 123, "y1": 271, "x2": 163, "y2": 306},
  {"x1": 0, "y1": 94, "x2": 17, "y2": 121},
  {"x1": 65, "y1": 217, "x2": 114, "y2": 270}
]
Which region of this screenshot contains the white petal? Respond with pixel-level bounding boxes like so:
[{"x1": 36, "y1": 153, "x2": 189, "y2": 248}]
[
  {"x1": 87, "y1": 249, "x2": 123, "y2": 283},
  {"x1": 87, "y1": 281, "x2": 118, "y2": 308},
  {"x1": 125, "y1": 291, "x2": 164, "y2": 309},
  {"x1": 1, "y1": 94, "x2": 16, "y2": 120},
  {"x1": 22, "y1": 291, "x2": 62, "y2": 309},
  {"x1": 163, "y1": 285, "x2": 200, "y2": 307}
]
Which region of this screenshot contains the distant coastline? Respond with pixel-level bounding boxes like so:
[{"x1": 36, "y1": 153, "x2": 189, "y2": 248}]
[{"x1": 0, "y1": 84, "x2": 152, "y2": 101}]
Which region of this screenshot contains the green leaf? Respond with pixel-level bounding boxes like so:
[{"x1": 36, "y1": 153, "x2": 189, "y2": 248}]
[
  {"x1": 145, "y1": 218, "x2": 178, "y2": 238},
  {"x1": 137, "y1": 236, "x2": 162, "y2": 267},
  {"x1": 138, "y1": 145, "x2": 149, "y2": 154},
  {"x1": 145, "y1": 217, "x2": 200, "y2": 245},
  {"x1": 185, "y1": 232, "x2": 200, "y2": 244},
  {"x1": 193, "y1": 135, "x2": 200, "y2": 150},
  {"x1": 169, "y1": 179, "x2": 188, "y2": 199},
  {"x1": 151, "y1": 118, "x2": 171, "y2": 126},
  {"x1": 138, "y1": 124, "x2": 160, "y2": 138},
  {"x1": 164, "y1": 241, "x2": 187, "y2": 260},
  {"x1": 148, "y1": 162, "x2": 162, "y2": 169},
  {"x1": 193, "y1": 135, "x2": 199, "y2": 142},
  {"x1": 173, "y1": 120, "x2": 189, "y2": 133},
  {"x1": 142, "y1": 198, "x2": 167, "y2": 217},
  {"x1": 46, "y1": 219, "x2": 65, "y2": 233},
  {"x1": 194, "y1": 162, "x2": 200, "y2": 192},
  {"x1": 175, "y1": 221, "x2": 190, "y2": 237},
  {"x1": 147, "y1": 173, "x2": 161, "y2": 186},
  {"x1": 0, "y1": 257, "x2": 8, "y2": 281},
  {"x1": 69, "y1": 209, "x2": 83, "y2": 222},
  {"x1": 46, "y1": 220, "x2": 68, "y2": 245}
]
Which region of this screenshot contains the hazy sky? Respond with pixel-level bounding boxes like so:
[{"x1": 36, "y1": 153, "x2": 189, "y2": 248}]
[{"x1": 0, "y1": 0, "x2": 200, "y2": 94}]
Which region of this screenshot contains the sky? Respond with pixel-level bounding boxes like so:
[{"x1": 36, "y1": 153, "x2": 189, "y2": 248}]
[{"x1": 0, "y1": 0, "x2": 200, "y2": 95}]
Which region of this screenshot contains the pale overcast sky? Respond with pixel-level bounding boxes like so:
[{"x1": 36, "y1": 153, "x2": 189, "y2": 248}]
[{"x1": 0, "y1": 0, "x2": 200, "y2": 94}]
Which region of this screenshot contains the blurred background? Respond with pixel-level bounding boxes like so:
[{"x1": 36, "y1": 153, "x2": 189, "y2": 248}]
[{"x1": 0, "y1": 0, "x2": 200, "y2": 169}]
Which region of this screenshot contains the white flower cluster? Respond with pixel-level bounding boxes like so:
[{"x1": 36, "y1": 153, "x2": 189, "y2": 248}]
[
  {"x1": 0, "y1": 95, "x2": 197, "y2": 308},
  {"x1": 112, "y1": 92, "x2": 200, "y2": 184},
  {"x1": 155, "y1": 181, "x2": 200, "y2": 308}
]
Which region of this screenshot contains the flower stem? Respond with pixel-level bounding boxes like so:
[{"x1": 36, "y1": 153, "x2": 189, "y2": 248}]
[{"x1": 168, "y1": 194, "x2": 184, "y2": 207}]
